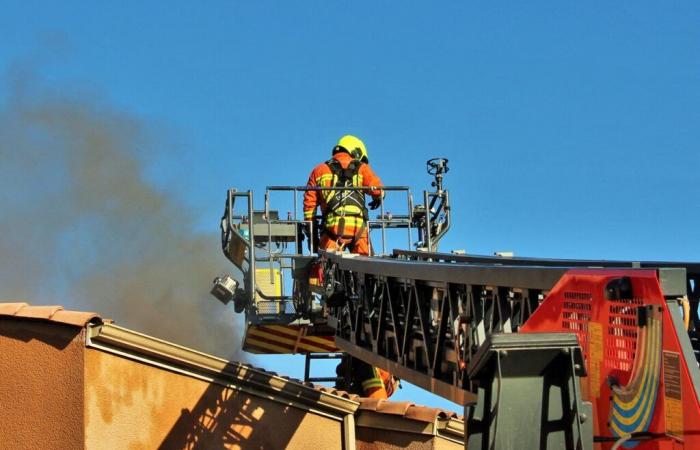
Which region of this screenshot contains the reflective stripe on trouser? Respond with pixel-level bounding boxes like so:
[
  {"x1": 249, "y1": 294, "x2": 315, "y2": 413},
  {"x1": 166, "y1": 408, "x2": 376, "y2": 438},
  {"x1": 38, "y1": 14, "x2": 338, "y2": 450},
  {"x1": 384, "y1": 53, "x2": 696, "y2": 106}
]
[{"x1": 362, "y1": 367, "x2": 389, "y2": 399}]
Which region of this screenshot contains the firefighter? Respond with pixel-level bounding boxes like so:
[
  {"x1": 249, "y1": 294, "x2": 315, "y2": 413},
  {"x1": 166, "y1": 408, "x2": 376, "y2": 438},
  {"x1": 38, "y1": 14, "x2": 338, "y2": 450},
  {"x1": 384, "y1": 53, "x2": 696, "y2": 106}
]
[
  {"x1": 335, "y1": 354, "x2": 400, "y2": 400},
  {"x1": 303, "y1": 134, "x2": 396, "y2": 399},
  {"x1": 359, "y1": 363, "x2": 399, "y2": 399},
  {"x1": 303, "y1": 134, "x2": 383, "y2": 255}
]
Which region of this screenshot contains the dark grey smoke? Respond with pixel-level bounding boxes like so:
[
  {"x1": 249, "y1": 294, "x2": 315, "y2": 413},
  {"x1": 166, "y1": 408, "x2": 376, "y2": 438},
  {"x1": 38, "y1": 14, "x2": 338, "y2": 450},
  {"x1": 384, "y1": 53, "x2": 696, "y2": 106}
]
[{"x1": 0, "y1": 71, "x2": 244, "y2": 360}]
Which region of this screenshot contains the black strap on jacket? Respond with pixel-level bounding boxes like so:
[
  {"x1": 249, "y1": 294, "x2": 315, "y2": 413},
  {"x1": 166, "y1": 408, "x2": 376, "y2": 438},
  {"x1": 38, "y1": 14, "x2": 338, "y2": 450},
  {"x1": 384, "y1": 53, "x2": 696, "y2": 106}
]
[
  {"x1": 324, "y1": 159, "x2": 367, "y2": 217},
  {"x1": 323, "y1": 159, "x2": 369, "y2": 244}
]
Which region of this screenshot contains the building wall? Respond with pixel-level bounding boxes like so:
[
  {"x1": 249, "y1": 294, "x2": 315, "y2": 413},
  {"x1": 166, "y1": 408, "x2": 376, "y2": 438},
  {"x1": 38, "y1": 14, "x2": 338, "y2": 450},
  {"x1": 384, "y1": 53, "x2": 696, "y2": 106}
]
[
  {"x1": 356, "y1": 428, "x2": 434, "y2": 450},
  {"x1": 0, "y1": 319, "x2": 85, "y2": 450},
  {"x1": 84, "y1": 349, "x2": 343, "y2": 449},
  {"x1": 0, "y1": 314, "x2": 462, "y2": 450},
  {"x1": 356, "y1": 427, "x2": 463, "y2": 450},
  {"x1": 433, "y1": 436, "x2": 464, "y2": 450}
]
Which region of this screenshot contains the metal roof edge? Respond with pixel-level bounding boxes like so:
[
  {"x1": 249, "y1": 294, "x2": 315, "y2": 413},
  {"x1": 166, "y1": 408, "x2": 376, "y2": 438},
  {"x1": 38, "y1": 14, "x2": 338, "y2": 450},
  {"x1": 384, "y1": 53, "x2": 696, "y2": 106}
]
[{"x1": 85, "y1": 322, "x2": 359, "y2": 417}]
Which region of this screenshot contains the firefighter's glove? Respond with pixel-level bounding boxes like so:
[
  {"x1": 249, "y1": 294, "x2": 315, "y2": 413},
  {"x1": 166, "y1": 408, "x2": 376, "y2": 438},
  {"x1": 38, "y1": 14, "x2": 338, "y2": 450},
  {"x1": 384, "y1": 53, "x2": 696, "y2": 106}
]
[{"x1": 368, "y1": 197, "x2": 382, "y2": 210}]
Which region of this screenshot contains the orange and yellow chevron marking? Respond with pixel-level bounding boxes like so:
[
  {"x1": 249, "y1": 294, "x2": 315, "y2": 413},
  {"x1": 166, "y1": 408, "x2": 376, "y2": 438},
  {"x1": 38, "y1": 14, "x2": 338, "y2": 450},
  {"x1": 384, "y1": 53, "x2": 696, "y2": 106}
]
[{"x1": 243, "y1": 324, "x2": 339, "y2": 354}]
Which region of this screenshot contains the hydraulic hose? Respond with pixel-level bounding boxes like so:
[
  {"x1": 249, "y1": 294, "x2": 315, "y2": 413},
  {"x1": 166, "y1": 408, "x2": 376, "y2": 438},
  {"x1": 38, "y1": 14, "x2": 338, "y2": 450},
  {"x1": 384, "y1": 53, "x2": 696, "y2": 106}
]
[{"x1": 611, "y1": 435, "x2": 631, "y2": 450}]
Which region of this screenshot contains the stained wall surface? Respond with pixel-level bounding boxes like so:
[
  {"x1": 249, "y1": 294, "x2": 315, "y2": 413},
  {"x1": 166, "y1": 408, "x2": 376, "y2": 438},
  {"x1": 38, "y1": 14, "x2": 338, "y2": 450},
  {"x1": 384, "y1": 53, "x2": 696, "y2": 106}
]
[
  {"x1": 356, "y1": 429, "x2": 433, "y2": 450},
  {"x1": 84, "y1": 349, "x2": 343, "y2": 450},
  {"x1": 0, "y1": 319, "x2": 85, "y2": 450},
  {"x1": 0, "y1": 311, "x2": 463, "y2": 450}
]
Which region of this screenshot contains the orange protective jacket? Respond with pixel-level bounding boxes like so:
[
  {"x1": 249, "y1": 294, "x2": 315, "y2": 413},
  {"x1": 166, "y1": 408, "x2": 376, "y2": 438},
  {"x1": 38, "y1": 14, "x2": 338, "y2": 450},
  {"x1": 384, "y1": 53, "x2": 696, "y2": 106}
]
[{"x1": 303, "y1": 153, "x2": 383, "y2": 236}]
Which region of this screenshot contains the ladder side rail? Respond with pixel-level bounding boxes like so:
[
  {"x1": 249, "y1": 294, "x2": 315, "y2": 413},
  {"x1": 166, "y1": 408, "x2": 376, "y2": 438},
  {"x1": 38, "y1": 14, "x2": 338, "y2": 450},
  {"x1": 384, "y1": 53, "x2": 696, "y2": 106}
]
[{"x1": 325, "y1": 253, "x2": 571, "y2": 404}]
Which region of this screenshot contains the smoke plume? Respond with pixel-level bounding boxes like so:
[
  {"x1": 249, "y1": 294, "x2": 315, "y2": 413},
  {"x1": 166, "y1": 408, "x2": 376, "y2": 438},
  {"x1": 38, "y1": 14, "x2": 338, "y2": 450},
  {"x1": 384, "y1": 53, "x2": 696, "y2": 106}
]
[{"x1": 0, "y1": 70, "x2": 244, "y2": 360}]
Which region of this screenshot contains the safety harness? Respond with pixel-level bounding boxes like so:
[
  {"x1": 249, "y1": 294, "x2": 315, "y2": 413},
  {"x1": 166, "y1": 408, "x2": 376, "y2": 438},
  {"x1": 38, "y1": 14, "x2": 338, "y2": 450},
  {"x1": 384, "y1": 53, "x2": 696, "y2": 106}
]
[{"x1": 322, "y1": 158, "x2": 368, "y2": 246}]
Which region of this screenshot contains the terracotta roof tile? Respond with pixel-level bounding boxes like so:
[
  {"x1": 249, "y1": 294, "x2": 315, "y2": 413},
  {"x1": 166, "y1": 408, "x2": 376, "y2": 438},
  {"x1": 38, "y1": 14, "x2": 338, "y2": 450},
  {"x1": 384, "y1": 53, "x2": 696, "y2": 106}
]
[
  {"x1": 229, "y1": 362, "x2": 361, "y2": 403},
  {"x1": 262, "y1": 372, "x2": 361, "y2": 401},
  {"x1": 232, "y1": 361, "x2": 457, "y2": 417},
  {"x1": 405, "y1": 406, "x2": 452, "y2": 423},
  {"x1": 244, "y1": 368, "x2": 460, "y2": 421},
  {"x1": 51, "y1": 310, "x2": 103, "y2": 327},
  {"x1": 312, "y1": 385, "x2": 361, "y2": 401},
  {"x1": 0, "y1": 302, "x2": 102, "y2": 327},
  {"x1": 357, "y1": 398, "x2": 462, "y2": 423},
  {"x1": 358, "y1": 397, "x2": 382, "y2": 411},
  {"x1": 15, "y1": 305, "x2": 65, "y2": 319},
  {"x1": 0, "y1": 302, "x2": 29, "y2": 315},
  {"x1": 376, "y1": 400, "x2": 414, "y2": 416}
]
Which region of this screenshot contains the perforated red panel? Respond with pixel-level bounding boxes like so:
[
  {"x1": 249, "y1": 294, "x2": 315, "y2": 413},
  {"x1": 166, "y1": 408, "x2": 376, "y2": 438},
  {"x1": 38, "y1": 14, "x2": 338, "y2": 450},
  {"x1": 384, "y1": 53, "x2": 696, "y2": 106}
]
[
  {"x1": 605, "y1": 298, "x2": 642, "y2": 374},
  {"x1": 562, "y1": 291, "x2": 593, "y2": 362},
  {"x1": 521, "y1": 269, "x2": 700, "y2": 449}
]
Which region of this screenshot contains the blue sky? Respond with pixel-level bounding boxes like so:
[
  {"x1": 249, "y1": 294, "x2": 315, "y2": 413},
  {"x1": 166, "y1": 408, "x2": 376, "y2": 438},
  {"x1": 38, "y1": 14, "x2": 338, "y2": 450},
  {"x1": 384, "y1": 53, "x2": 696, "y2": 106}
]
[{"x1": 2, "y1": 2, "x2": 699, "y2": 411}]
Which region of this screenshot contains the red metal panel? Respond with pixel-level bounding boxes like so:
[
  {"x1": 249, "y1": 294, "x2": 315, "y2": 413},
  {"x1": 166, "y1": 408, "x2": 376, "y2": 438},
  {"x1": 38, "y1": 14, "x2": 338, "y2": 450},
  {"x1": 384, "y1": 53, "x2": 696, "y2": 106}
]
[{"x1": 521, "y1": 269, "x2": 700, "y2": 449}]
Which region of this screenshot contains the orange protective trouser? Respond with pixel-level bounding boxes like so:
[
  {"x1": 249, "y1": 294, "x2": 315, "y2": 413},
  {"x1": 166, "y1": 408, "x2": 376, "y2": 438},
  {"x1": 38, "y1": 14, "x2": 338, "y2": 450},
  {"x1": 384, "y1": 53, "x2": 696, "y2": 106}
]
[
  {"x1": 363, "y1": 367, "x2": 396, "y2": 399},
  {"x1": 320, "y1": 230, "x2": 397, "y2": 399},
  {"x1": 319, "y1": 229, "x2": 370, "y2": 256}
]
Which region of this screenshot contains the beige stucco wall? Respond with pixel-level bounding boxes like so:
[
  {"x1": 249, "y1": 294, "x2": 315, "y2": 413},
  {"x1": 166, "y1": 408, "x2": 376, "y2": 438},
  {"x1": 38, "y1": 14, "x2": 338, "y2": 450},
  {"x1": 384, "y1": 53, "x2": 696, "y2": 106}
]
[
  {"x1": 433, "y1": 436, "x2": 464, "y2": 450},
  {"x1": 356, "y1": 427, "x2": 462, "y2": 450},
  {"x1": 84, "y1": 349, "x2": 343, "y2": 449},
  {"x1": 0, "y1": 319, "x2": 85, "y2": 450},
  {"x1": 356, "y1": 429, "x2": 431, "y2": 450},
  {"x1": 1, "y1": 317, "x2": 463, "y2": 449}
]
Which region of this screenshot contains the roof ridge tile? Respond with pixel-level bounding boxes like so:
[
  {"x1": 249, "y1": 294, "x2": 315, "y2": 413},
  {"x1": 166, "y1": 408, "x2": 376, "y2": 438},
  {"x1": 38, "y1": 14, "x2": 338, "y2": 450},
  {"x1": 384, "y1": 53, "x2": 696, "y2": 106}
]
[
  {"x1": 0, "y1": 302, "x2": 102, "y2": 327},
  {"x1": 356, "y1": 397, "x2": 463, "y2": 423},
  {"x1": 0, "y1": 302, "x2": 29, "y2": 315}
]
